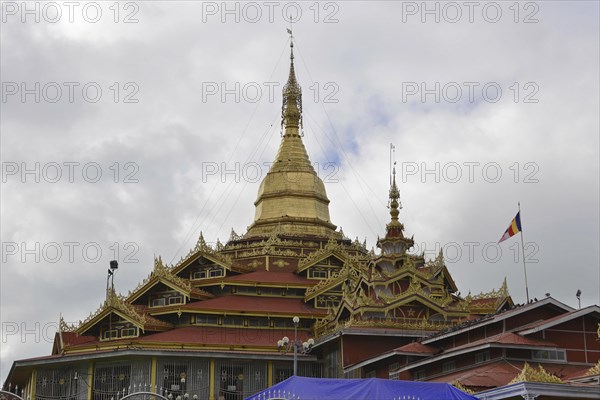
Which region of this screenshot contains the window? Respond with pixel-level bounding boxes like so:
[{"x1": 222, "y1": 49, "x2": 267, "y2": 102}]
[
  {"x1": 389, "y1": 362, "x2": 400, "y2": 373},
  {"x1": 37, "y1": 368, "x2": 86, "y2": 400},
  {"x1": 121, "y1": 327, "x2": 137, "y2": 338},
  {"x1": 475, "y1": 351, "x2": 490, "y2": 364},
  {"x1": 192, "y1": 270, "x2": 207, "y2": 280},
  {"x1": 223, "y1": 317, "x2": 244, "y2": 326},
  {"x1": 102, "y1": 330, "x2": 118, "y2": 340},
  {"x1": 192, "y1": 265, "x2": 224, "y2": 280},
  {"x1": 442, "y1": 361, "x2": 456, "y2": 373},
  {"x1": 151, "y1": 298, "x2": 166, "y2": 307},
  {"x1": 413, "y1": 369, "x2": 426, "y2": 380},
  {"x1": 275, "y1": 367, "x2": 293, "y2": 383},
  {"x1": 209, "y1": 268, "x2": 224, "y2": 278},
  {"x1": 532, "y1": 349, "x2": 566, "y2": 361},
  {"x1": 195, "y1": 315, "x2": 218, "y2": 325},
  {"x1": 161, "y1": 363, "x2": 188, "y2": 393},
  {"x1": 365, "y1": 370, "x2": 376, "y2": 378},
  {"x1": 248, "y1": 318, "x2": 269, "y2": 327},
  {"x1": 169, "y1": 296, "x2": 183, "y2": 305},
  {"x1": 273, "y1": 318, "x2": 295, "y2": 328},
  {"x1": 309, "y1": 268, "x2": 328, "y2": 279},
  {"x1": 93, "y1": 364, "x2": 132, "y2": 400}
]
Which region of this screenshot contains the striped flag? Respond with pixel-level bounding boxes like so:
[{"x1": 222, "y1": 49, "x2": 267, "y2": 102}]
[{"x1": 499, "y1": 212, "x2": 522, "y2": 243}]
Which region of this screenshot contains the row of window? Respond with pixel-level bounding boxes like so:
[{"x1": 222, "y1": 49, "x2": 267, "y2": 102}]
[
  {"x1": 101, "y1": 327, "x2": 138, "y2": 340},
  {"x1": 192, "y1": 315, "x2": 305, "y2": 328},
  {"x1": 407, "y1": 348, "x2": 566, "y2": 381},
  {"x1": 532, "y1": 349, "x2": 566, "y2": 361},
  {"x1": 307, "y1": 266, "x2": 341, "y2": 279},
  {"x1": 231, "y1": 286, "x2": 302, "y2": 297},
  {"x1": 191, "y1": 268, "x2": 224, "y2": 280},
  {"x1": 151, "y1": 296, "x2": 184, "y2": 307}
]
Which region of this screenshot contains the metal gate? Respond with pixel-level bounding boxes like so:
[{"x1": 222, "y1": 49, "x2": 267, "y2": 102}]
[{"x1": 0, "y1": 389, "x2": 25, "y2": 400}]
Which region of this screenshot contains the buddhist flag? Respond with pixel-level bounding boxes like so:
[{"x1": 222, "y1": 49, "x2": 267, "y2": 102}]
[{"x1": 498, "y1": 212, "x2": 522, "y2": 243}]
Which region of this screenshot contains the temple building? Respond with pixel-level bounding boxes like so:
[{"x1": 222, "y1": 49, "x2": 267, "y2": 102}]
[{"x1": 4, "y1": 38, "x2": 599, "y2": 400}]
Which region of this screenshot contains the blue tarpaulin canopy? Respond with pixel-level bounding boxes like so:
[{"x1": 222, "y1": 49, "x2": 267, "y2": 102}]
[{"x1": 245, "y1": 376, "x2": 478, "y2": 400}]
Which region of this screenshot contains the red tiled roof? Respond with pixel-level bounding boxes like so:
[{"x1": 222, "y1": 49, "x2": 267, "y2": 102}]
[
  {"x1": 516, "y1": 305, "x2": 600, "y2": 333},
  {"x1": 180, "y1": 295, "x2": 327, "y2": 317},
  {"x1": 190, "y1": 287, "x2": 214, "y2": 299},
  {"x1": 423, "y1": 297, "x2": 573, "y2": 344},
  {"x1": 64, "y1": 325, "x2": 315, "y2": 350},
  {"x1": 137, "y1": 326, "x2": 312, "y2": 347},
  {"x1": 395, "y1": 342, "x2": 438, "y2": 354},
  {"x1": 429, "y1": 360, "x2": 522, "y2": 388},
  {"x1": 430, "y1": 360, "x2": 593, "y2": 388},
  {"x1": 61, "y1": 332, "x2": 96, "y2": 347},
  {"x1": 131, "y1": 305, "x2": 174, "y2": 330}
]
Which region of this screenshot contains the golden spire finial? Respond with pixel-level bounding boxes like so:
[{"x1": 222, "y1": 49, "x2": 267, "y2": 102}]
[
  {"x1": 383, "y1": 143, "x2": 406, "y2": 239},
  {"x1": 388, "y1": 143, "x2": 401, "y2": 223},
  {"x1": 282, "y1": 28, "x2": 302, "y2": 134}
]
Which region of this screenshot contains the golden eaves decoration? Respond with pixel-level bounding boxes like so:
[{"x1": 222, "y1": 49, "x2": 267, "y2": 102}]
[
  {"x1": 59, "y1": 315, "x2": 77, "y2": 333},
  {"x1": 510, "y1": 362, "x2": 563, "y2": 384},
  {"x1": 585, "y1": 360, "x2": 600, "y2": 376},
  {"x1": 424, "y1": 249, "x2": 445, "y2": 270},
  {"x1": 152, "y1": 256, "x2": 192, "y2": 292},
  {"x1": 304, "y1": 263, "x2": 362, "y2": 300},
  {"x1": 76, "y1": 288, "x2": 147, "y2": 334},
  {"x1": 126, "y1": 255, "x2": 198, "y2": 302},
  {"x1": 272, "y1": 259, "x2": 290, "y2": 268},
  {"x1": 452, "y1": 381, "x2": 475, "y2": 395},
  {"x1": 472, "y1": 277, "x2": 509, "y2": 301},
  {"x1": 314, "y1": 315, "x2": 453, "y2": 338}
]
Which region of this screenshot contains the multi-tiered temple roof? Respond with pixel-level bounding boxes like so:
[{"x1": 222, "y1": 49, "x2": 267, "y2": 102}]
[{"x1": 53, "y1": 38, "x2": 512, "y2": 359}]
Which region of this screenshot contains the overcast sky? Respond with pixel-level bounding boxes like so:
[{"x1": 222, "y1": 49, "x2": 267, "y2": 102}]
[{"x1": 1, "y1": 0, "x2": 599, "y2": 383}]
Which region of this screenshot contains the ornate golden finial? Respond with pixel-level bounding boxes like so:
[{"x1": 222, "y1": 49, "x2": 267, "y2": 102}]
[
  {"x1": 436, "y1": 248, "x2": 444, "y2": 265},
  {"x1": 383, "y1": 155, "x2": 407, "y2": 242},
  {"x1": 389, "y1": 163, "x2": 401, "y2": 222},
  {"x1": 154, "y1": 255, "x2": 163, "y2": 269},
  {"x1": 229, "y1": 228, "x2": 241, "y2": 242},
  {"x1": 282, "y1": 28, "x2": 302, "y2": 134},
  {"x1": 195, "y1": 231, "x2": 208, "y2": 251},
  {"x1": 500, "y1": 277, "x2": 509, "y2": 297}
]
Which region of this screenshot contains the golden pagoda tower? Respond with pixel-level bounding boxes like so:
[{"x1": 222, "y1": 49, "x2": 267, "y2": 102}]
[{"x1": 247, "y1": 37, "x2": 337, "y2": 239}]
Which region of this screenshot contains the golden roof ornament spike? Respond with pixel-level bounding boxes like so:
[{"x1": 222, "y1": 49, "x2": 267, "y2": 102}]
[
  {"x1": 154, "y1": 255, "x2": 164, "y2": 270},
  {"x1": 196, "y1": 231, "x2": 207, "y2": 250},
  {"x1": 389, "y1": 164, "x2": 401, "y2": 222},
  {"x1": 383, "y1": 162, "x2": 406, "y2": 239},
  {"x1": 282, "y1": 28, "x2": 302, "y2": 134},
  {"x1": 500, "y1": 277, "x2": 509, "y2": 296}
]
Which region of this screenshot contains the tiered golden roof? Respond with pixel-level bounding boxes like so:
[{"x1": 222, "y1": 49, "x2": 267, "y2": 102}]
[
  {"x1": 246, "y1": 38, "x2": 337, "y2": 238},
  {"x1": 52, "y1": 35, "x2": 513, "y2": 355}
]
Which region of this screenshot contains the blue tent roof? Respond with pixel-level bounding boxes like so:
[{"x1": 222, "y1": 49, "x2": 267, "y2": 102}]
[{"x1": 245, "y1": 376, "x2": 478, "y2": 400}]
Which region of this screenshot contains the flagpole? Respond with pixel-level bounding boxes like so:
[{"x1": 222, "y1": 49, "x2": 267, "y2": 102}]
[{"x1": 519, "y1": 202, "x2": 530, "y2": 303}]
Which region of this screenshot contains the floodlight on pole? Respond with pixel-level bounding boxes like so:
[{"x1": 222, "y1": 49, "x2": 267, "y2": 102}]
[{"x1": 277, "y1": 316, "x2": 314, "y2": 376}]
